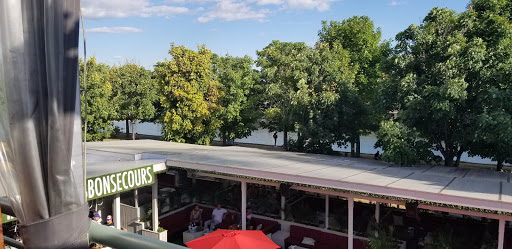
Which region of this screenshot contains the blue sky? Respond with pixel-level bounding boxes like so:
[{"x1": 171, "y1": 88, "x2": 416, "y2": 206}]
[{"x1": 80, "y1": 0, "x2": 469, "y2": 69}]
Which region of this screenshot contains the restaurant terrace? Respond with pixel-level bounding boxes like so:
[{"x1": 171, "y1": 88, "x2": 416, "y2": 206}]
[{"x1": 82, "y1": 139, "x2": 512, "y2": 249}]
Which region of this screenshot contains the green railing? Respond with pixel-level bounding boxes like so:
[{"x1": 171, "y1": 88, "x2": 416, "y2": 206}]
[{"x1": 1, "y1": 197, "x2": 188, "y2": 249}]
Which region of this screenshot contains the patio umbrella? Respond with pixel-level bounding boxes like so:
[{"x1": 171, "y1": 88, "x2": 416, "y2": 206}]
[{"x1": 186, "y1": 229, "x2": 280, "y2": 249}]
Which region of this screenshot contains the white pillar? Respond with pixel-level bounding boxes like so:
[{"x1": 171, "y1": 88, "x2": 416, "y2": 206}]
[
  {"x1": 134, "y1": 189, "x2": 139, "y2": 222},
  {"x1": 325, "y1": 195, "x2": 329, "y2": 229},
  {"x1": 114, "y1": 193, "x2": 121, "y2": 229},
  {"x1": 152, "y1": 178, "x2": 158, "y2": 232},
  {"x1": 348, "y1": 197, "x2": 354, "y2": 249},
  {"x1": 498, "y1": 218, "x2": 505, "y2": 249},
  {"x1": 281, "y1": 195, "x2": 285, "y2": 220},
  {"x1": 375, "y1": 202, "x2": 380, "y2": 224},
  {"x1": 241, "y1": 181, "x2": 247, "y2": 230}
]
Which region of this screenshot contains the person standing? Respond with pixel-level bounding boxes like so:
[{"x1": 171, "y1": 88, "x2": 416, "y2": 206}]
[
  {"x1": 273, "y1": 132, "x2": 278, "y2": 147},
  {"x1": 105, "y1": 215, "x2": 115, "y2": 228},
  {"x1": 93, "y1": 214, "x2": 102, "y2": 224}
]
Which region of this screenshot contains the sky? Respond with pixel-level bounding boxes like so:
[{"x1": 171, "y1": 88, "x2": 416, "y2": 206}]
[{"x1": 80, "y1": 0, "x2": 470, "y2": 69}]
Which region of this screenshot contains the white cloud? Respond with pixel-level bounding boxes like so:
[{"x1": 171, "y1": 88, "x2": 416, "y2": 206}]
[
  {"x1": 82, "y1": 0, "x2": 189, "y2": 19},
  {"x1": 250, "y1": 0, "x2": 283, "y2": 5},
  {"x1": 284, "y1": 0, "x2": 334, "y2": 11},
  {"x1": 198, "y1": 0, "x2": 269, "y2": 23},
  {"x1": 389, "y1": 0, "x2": 406, "y2": 6},
  {"x1": 87, "y1": 27, "x2": 143, "y2": 33}
]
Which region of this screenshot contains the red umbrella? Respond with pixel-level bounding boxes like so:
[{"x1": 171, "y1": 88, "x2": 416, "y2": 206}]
[{"x1": 186, "y1": 229, "x2": 280, "y2": 249}]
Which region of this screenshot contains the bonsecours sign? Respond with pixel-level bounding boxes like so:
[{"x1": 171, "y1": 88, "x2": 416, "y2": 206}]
[{"x1": 86, "y1": 165, "x2": 155, "y2": 200}]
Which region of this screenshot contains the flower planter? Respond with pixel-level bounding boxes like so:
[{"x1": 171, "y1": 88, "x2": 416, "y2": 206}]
[{"x1": 142, "y1": 229, "x2": 168, "y2": 242}]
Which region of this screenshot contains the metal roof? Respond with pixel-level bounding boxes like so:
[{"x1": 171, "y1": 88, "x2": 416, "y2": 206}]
[{"x1": 87, "y1": 140, "x2": 512, "y2": 213}]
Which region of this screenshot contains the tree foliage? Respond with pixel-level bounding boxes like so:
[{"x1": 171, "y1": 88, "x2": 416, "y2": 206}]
[
  {"x1": 319, "y1": 16, "x2": 385, "y2": 156},
  {"x1": 79, "y1": 57, "x2": 115, "y2": 141},
  {"x1": 257, "y1": 40, "x2": 312, "y2": 150},
  {"x1": 111, "y1": 62, "x2": 157, "y2": 139},
  {"x1": 212, "y1": 54, "x2": 261, "y2": 144},
  {"x1": 155, "y1": 44, "x2": 222, "y2": 145},
  {"x1": 379, "y1": 4, "x2": 512, "y2": 168}
]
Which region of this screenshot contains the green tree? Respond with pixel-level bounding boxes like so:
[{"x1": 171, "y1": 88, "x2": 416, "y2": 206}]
[
  {"x1": 318, "y1": 16, "x2": 384, "y2": 157},
  {"x1": 155, "y1": 43, "x2": 222, "y2": 145},
  {"x1": 212, "y1": 54, "x2": 261, "y2": 145},
  {"x1": 379, "y1": 8, "x2": 487, "y2": 166},
  {"x1": 257, "y1": 41, "x2": 312, "y2": 150},
  {"x1": 79, "y1": 57, "x2": 115, "y2": 141},
  {"x1": 294, "y1": 42, "x2": 355, "y2": 154},
  {"x1": 463, "y1": 0, "x2": 512, "y2": 170},
  {"x1": 111, "y1": 63, "x2": 157, "y2": 140}
]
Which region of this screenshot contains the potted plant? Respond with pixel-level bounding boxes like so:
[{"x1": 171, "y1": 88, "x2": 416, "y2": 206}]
[
  {"x1": 140, "y1": 209, "x2": 167, "y2": 242},
  {"x1": 368, "y1": 225, "x2": 399, "y2": 249}
]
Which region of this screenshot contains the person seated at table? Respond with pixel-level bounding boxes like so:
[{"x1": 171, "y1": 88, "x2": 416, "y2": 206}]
[
  {"x1": 246, "y1": 213, "x2": 258, "y2": 230},
  {"x1": 189, "y1": 205, "x2": 203, "y2": 228},
  {"x1": 204, "y1": 204, "x2": 227, "y2": 231},
  {"x1": 228, "y1": 208, "x2": 242, "y2": 230}
]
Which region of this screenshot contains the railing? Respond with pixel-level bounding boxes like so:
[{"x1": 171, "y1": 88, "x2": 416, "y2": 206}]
[{"x1": 0, "y1": 197, "x2": 188, "y2": 249}]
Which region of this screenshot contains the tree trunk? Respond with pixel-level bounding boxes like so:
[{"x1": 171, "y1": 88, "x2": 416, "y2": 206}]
[
  {"x1": 222, "y1": 132, "x2": 227, "y2": 146},
  {"x1": 356, "y1": 136, "x2": 361, "y2": 158},
  {"x1": 283, "y1": 130, "x2": 288, "y2": 151},
  {"x1": 443, "y1": 152, "x2": 454, "y2": 167},
  {"x1": 131, "y1": 121, "x2": 136, "y2": 140},
  {"x1": 125, "y1": 119, "x2": 130, "y2": 139},
  {"x1": 497, "y1": 160, "x2": 504, "y2": 172},
  {"x1": 350, "y1": 142, "x2": 355, "y2": 157},
  {"x1": 453, "y1": 150, "x2": 463, "y2": 168}
]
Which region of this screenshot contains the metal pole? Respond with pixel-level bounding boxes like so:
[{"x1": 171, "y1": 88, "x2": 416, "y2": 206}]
[
  {"x1": 241, "y1": 180, "x2": 247, "y2": 230},
  {"x1": 325, "y1": 194, "x2": 329, "y2": 229},
  {"x1": 4, "y1": 236, "x2": 24, "y2": 248},
  {"x1": 89, "y1": 221, "x2": 188, "y2": 249},
  {"x1": 114, "y1": 194, "x2": 121, "y2": 229},
  {"x1": 134, "y1": 189, "x2": 139, "y2": 222},
  {"x1": 0, "y1": 204, "x2": 4, "y2": 249},
  {"x1": 152, "y1": 178, "x2": 158, "y2": 232},
  {"x1": 280, "y1": 195, "x2": 285, "y2": 220},
  {"x1": 498, "y1": 218, "x2": 505, "y2": 249},
  {"x1": 348, "y1": 197, "x2": 354, "y2": 249}
]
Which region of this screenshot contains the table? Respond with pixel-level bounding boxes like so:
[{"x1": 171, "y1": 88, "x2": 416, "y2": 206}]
[
  {"x1": 288, "y1": 246, "x2": 308, "y2": 249},
  {"x1": 182, "y1": 229, "x2": 204, "y2": 243},
  {"x1": 271, "y1": 230, "x2": 289, "y2": 248}
]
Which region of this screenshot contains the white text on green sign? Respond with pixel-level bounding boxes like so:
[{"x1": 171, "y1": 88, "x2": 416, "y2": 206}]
[{"x1": 87, "y1": 165, "x2": 154, "y2": 200}]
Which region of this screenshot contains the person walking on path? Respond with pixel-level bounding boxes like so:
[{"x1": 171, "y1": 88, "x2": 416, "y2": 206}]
[{"x1": 273, "y1": 132, "x2": 278, "y2": 147}]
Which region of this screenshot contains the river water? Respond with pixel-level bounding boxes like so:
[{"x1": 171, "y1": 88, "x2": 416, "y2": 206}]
[{"x1": 113, "y1": 121, "x2": 495, "y2": 165}]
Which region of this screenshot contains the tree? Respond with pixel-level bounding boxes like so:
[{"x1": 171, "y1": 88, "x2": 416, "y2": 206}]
[
  {"x1": 463, "y1": 0, "x2": 512, "y2": 170},
  {"x1": 155, "y1": 43, "x2": 222, "y2": 145},
  {"x1": 111, "y1": 63, "x2": 157, "y2": 140},
  {"x1": 79, "y1": 57, "x2": 115, "y2": 141},
  {"x1": 256, "y1": 41, "x2": 312, "y2": 150},
  {"x1": 212, "y1": 54, "x2": 261, "y2": 145},
  {"x1": 379, "y1": 8, "x2": 486, "y2": 167},
  {"x1": 318, "y1": 16, "x2": 384, "y2": 157}
]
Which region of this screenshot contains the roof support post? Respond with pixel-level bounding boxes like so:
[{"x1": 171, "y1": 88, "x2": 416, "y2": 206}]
[
  {"x1": 348, "y1": 197, "x2": 354, "y2": 249},
  {"x1": 134, "y1": 189, "x2": 139, "y2": 222},
  {"x1": 375, "y1": 201, "x2": 380, "y2": 224},
  {"x1": 0, "y1": 204, "x2": 4, "y2": 249},
  {"x1": 114, "y1": 193, "x2": 121, "y2": 229},
  {"x1": 325, "y1": 195, "x2": 329, "y2": 229},
  {"x1": 152, "y1": 177, "x2": 158, "y2": 232},
  {"x1": 241, "y1": 180, "x2": 247, "y2": 230},
  {"x1": 281, "y1": 195, "x2": 285, "y2": 220},
  {"x1": 499, "y1": 218, "x2": 505, "y2": 249}
]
